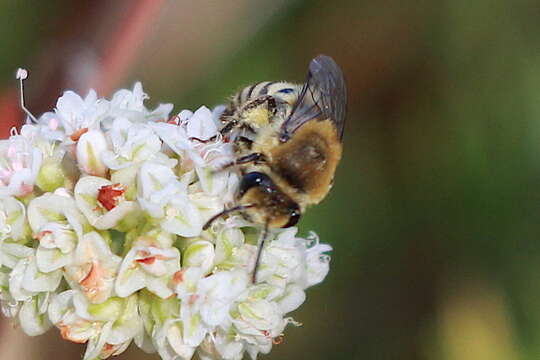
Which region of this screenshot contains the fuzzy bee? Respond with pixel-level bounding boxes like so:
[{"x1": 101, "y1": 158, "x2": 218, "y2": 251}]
[{"x1": 205, "y1": 55, "x2": 347, "y2": 281}]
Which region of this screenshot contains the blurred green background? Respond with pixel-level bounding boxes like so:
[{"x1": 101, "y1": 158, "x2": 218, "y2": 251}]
[{"x1": 1, "y1": 0, "x2": 540, "y2": 359}]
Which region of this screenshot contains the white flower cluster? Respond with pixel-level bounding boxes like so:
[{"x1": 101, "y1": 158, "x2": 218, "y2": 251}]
[{"x1": 0, "y1": 82, "x2": 331, "y2": 360}]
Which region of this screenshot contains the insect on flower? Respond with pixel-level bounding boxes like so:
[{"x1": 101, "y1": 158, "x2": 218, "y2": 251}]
[{"x1": 204, "y1": 55, "x2": 347, "y2": 282}]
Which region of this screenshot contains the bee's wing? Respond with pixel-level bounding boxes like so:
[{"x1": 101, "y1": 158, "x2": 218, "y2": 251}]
[{"x1": 280, "y1": 55, "x2": 347, "y2": 142}]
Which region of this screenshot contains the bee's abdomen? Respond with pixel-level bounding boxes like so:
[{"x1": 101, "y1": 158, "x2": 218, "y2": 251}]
[
  {"x1": 233, "y1": 81, "x2": 277, "y2": 108},
  {"x1": 268, "y1": 119, "x2": 343, "y2": 207},
  {"x1": 273, "y1": 140, "x2": 327, "y2": 193}
]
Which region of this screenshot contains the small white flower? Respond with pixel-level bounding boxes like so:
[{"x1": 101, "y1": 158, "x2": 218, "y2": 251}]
[
  {"x1": 49, "y1": 290, "x2": 101, "y2": 343},
  {"x1": 17, "y1": 124, "x2": 72, "y2": 192},
  {"x1": 257, "y1": 228, "x2": 304, "y2": 288},
  {"x1": 107, "y1": 82, "x2": 173, "y2": 126},
  {"x1": 174, "y1": 268, "x2": 248, "y2": 347},
  {"x1": 154, "y1": 319, "x2": 196, "y2": 360},
  {"x1": 152, "y1": 106, "x2": 234, "y2": 175},
  {"x1": 102, "y1": 117, "x2": 162, "y2": 170},
  {"x1": 302, "y1": 232, "x2": 332, "y2": 288},
  {"x1": 138, "y1": 162, "x2": 203, "y2": 237},
  {"x1": 74, "y1": 176, "x2": 140, "y2": 230},
  {"x1": 214, "y1": 227, "x2": 245, "y2": 266},
  {"x1": 9, "y1": 255, "x2": 62, "y2": 301},
  {"x1": 19, "y1": 293, "x2": 52, "y2": 336},
  {"x1": 116, "y1": 237, "x2": 180, "y2": 298},
  {"x1": 0, "y1": 242, "x2": 34, "y2": 270},
  {"x1": 277, "y1": 284, "x2": 306, "y2": 314},
  {"x1": 182, "y1": 240, "x2": 215, "y2": 274},
  {"x1": 232, "y1": 296, "x2": 285, "y2": 353},
  {"x1": 0, "y1": 196, "x2": 29, "y2": 244},
  {"x1": 55, "y1": 89, "x2": 109, "y2": 137},
  {"x1": 28, "y1": 192, "x2": 87, "y2": 272},
  {"x1": 30, "y1": 112, "x2": 66, "y2": 142},
  {"x1": 76, "y1": 130, "x2": 109, "y2": 177},
  {"x1": 0, "y1": 133, "x2": 42, "y2": 198},
  {"x1": 186, "y1": 106, "x2": 218, "y2": 141},
  {"x1": 49, "y1": 290, "x2": 138, "y2": 360},
  {"x1": 65, "y1": 232, "x2": 122, "y2": 304},
  {"x1": 198, "y1": 327, "x2": 244, "y2": 360}
]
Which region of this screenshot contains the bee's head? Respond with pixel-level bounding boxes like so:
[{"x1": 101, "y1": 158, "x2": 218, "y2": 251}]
[{"x1": 238, "y1": 172, "x2": 301, "y2": 228}]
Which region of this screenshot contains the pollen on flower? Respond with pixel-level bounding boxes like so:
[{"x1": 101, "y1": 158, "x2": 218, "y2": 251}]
[
  {"x1": 135, "y1": 257, "x2": 156, "y2": 265},
  {"x1": 167, "y1": 115, "x2": 180, "y2": 124},
  {"x1": 33, "y1": 230, "x2": 52, "y2": 241},
  {"x1": 70, "y1": 127, "x2": 89, "y2": 142},
  {"x1": 188, "y1": 294, "x2": 199, "y2": 305},
  {"x1": 97, "y1": 183, "x2": 125, "y2": 211},
  {"x1": 0, "y1": 80, "x2": 332, "y2": 360},
  {"x1": 58, "y1": 323, "x2": 82, "y2": 343},
  {"x1": 172, "y1": 270, "x2": 185, "y2": 284},
  {"x1": 79, "y1": 261, "x2": 108, "y2": 301}
]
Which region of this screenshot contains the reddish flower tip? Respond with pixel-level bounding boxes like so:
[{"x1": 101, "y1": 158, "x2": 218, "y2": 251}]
[{"x1": 97, "y1": 183, "x2": 125, "y2": 211}]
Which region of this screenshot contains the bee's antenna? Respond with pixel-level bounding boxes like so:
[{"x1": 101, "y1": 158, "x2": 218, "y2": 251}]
[
  {"x1": 15, "y1": 68, "x2": 37, "y2": 124},
  {"x1": 202, "y1": 204, "x2": 257, "y2": 230},
  {"x1": 252, "y1": 220, "x2": 269, "y2": 284}
]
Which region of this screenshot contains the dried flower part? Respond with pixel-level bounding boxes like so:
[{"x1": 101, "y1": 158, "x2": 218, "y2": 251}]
[
  {"x1": 70, "y1": 128, "x2": 89, "y2": 142},
  {"x1": 0, "y1": 82, "x2": 332, "y2": 360},
  {"x1": 97, "y1": 183, "x2": 125, "y2": 211}
]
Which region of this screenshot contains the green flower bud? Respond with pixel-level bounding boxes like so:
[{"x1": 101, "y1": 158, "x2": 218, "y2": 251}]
[
  {"x1": 87, "y1": 296, "x2": 124, "y2": 321},
  {"x1": 183, "y1": 240, "x2": 215, "y2": 274},
  {"x1": 36, "y1": 158, "x2": 65, "y2": 192}
]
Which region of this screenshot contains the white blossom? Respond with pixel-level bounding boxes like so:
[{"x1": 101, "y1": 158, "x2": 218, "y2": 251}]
[
  {"x1": 116, "y1": 237, "x2": 180, "y2": 298},
  {"x1": 107, "y1": 82, "x2": 173, "y2": 126},
  {"x1": 0, "y1": 132, "x2": 42, "y2": 198},
  {"x1": 27, "y1": 191, "x2": 87, "y2": 272},
  {"x1": 102, "y1": 118, "x2": 162, "y2": 170},
  {"x1": 54, "y1": 89, "x2": 109, "y2": 137},
  {"x1": 174, "y1": 268, "x2": 248, "y2": 347},
  {"x1": 137, "y1": 162, "x2": 203, "y2": 237},
  {"x1": 74, "y1": 176, "x2": 140, "y2": 230},
  {"x1": 64, "y1": 232, "x2": 122, "y2": 304},
  {"x1": 0, "y1": 82, "x2": 333, "y2": 360}
]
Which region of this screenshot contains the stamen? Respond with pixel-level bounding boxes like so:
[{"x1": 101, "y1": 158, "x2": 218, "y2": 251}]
[{"x1": 15, "y1": 68, "x2": 37, "y2": 124}]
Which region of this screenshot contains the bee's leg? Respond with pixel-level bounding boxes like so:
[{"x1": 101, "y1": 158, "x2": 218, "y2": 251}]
[
  {"x1": 252, "y1": 221, "x2": 269, "y2": 283},
  {"x1": 220, "y1": 118, "x2": 239, "y2": 135},
  {"x1": 235, "y1": 152, "x2": 265, "y2": 165},
  {"x1": 203, "y1": 203, "x2": 257, "y2": 230},
  {"x1": 237, "y1": 135, "x2": 253, "y2": 150},
  {"x1": 189, "y1": 135, "x2": 219, "y2": 143},
  {"x1": 241, "y1": 95, "x2": 277, "y2": 115},
  {"x1": 213, "y1": 152, "x2": 265, "y2": 172},
  {"x1": 220, "y1": 96, "x2": 277, "y2": 136}
]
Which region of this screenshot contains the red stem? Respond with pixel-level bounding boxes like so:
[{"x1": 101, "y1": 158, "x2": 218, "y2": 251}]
[{"x1": 92, "y1": 0, "x2": 166, "y2": 95}]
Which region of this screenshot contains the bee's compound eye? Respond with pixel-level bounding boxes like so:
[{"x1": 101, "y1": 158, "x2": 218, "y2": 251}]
[
  {"x1": 239, "y1": 172, "x2": 272, "y2": 196},
  {"x1": 284, "y1": 206, "x2": 301, "y2": 228},
  {"x1": 277, "y1": 88, "x2": 294, "y2": 94}
]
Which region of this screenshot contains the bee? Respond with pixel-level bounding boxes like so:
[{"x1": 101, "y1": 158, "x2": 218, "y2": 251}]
[{"x1": 204, "y1": 55, "x2": 347, "y2": 281}]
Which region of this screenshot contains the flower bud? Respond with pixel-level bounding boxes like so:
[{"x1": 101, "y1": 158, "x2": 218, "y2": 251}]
[
  {"x1": 36, "y1": 158, "x2": 65, "y2": 192},
  {"x1": 183, "y1": 240, "x2": 215, "y2": 274},
  {"x1": 87, "y1": 297, "x2": 124, "y2": 321},
  {"x1": 76, "y1": 130, "x2": 109, "y2": 177}
]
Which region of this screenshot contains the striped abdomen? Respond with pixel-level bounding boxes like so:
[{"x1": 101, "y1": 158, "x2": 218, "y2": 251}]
[{"x1": 223, "y1": 81, "x2": 299, "y2": 116}]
